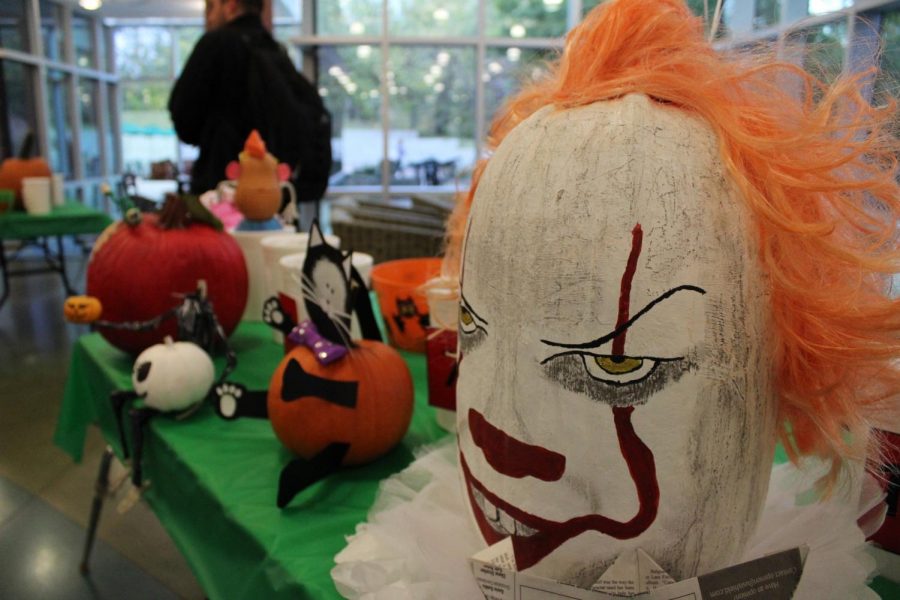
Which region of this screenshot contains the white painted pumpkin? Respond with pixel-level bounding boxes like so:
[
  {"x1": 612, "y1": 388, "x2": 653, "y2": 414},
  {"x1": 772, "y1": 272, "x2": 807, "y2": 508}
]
[
  {"x1": 132, "y1": 336, "x2": 215, "y2": 412},
  {"x1": 456, "y1": 94, "x2": 776, "y2": 585}
]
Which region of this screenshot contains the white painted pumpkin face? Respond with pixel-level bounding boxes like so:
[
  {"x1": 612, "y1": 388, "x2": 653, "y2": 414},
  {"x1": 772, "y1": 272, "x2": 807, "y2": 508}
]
[
  {"x1": 457, "y1": 95, "x2": 777, "y2": 585},
  {"x1": 132, "y1": 338, "x2": 215, "y2": 411}
]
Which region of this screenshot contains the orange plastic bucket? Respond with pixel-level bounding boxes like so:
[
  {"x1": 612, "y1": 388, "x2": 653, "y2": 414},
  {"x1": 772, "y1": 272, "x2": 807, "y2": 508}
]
[{"x1": 370, "y1": 257, "x2": 442, "y2": 352}]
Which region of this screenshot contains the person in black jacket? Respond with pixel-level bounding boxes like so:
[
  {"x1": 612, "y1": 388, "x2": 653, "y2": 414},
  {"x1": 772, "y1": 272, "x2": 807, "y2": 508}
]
[{"x1": 169, "y1": 0, "x2": 321, "y2": 196}]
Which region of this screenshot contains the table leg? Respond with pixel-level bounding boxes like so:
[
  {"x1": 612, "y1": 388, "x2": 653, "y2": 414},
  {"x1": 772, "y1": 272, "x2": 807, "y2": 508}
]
[
  {"x1": 80, "y1": 446, "x2": 114, "y2": 574},
  {"x1": 55, "y1": 235, "x2": 76, "y2": 296},
  {"x1": 0, "y1": 241, "x2": 9, "y2": 309}
]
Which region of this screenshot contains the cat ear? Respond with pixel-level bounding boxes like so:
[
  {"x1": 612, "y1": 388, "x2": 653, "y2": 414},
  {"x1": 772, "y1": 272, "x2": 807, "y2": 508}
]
[
  {"x1": 307, "y1": 219, "x2": 325, "y2": 252},
  {"x1": 341, "y1": 251, "x2": 353, "y2": 282}
]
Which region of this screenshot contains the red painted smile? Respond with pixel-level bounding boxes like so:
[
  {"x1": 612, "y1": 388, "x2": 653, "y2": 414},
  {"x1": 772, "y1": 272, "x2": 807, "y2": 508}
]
[{"x1": 461, "y1": 406, "x2": 659, "y2": 570}]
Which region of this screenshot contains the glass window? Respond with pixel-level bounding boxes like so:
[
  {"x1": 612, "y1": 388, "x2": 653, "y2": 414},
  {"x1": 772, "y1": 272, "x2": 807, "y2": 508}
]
[
  {"x1": 73, "y1": 15, "x2": 97, "y2": 69},
  {"x1": 319, "y1": 45, "x2": 383, "y2": 185},
  {"x1": 175, "y1": 27, "x2": 204, "y2": 75},
  {"x1": 754, "y1": 0, "x2": 780, "y2": 29},
  {"x1": 115, "y1": 27, "x2": 174, "y2": 80},
  {"x1": 273, "y1": 26, "x2": 302, "y2": 67},
  {"x1": 487, "y1": 0, "x2": 569, "y2": 38},
  {"x1": 388, "y1": 46, "x2": 476, "y2": 188},
  {"x1": 483, "y1": 46, "x2": 554, "y2": 132},
  {"x1": 800, "y1": 18, "x2": 848, "y2": 84},
  {"x1": 0, "y1": 0, "x2": 28, "y2": 53},
  {"x1": 120, "y1": 81, "x2": 178, "y2": 176},
  {"x1": 80, "y1": 80, "x2": 101, "y2": 177},
  {"x1": 582, "y1": 0, "x2": 603, "y2": 16},
  {"x1": 98, "y1": 24, "x2": 110, "y2": 72},
  {"x1": 46, "y1": 69, "x2": 73, "y2": 177},
  {"x1": 1, "y1": 61, "x2": 37, "y2": 160},
  {"x1": 39, "y1": 0, "x2": 64, "y2": 61},
  {"x1": 317, "y1": 0, "x2": 382, "y2": 36},
  {"x1": 876, "y1": 11, "x2": 900, "y2": 103},
  {"x1": 388, "y1": 0, "x2": 477, "y2": 37},
  {"x1": 808, "y1": 0, "x2": 852, "y2": 16}
]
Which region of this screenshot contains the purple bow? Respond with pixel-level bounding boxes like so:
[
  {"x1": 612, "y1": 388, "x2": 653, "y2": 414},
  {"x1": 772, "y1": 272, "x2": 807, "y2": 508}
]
[{"x1": 288, "y1": 320, "x2": 348, "y2": 365}]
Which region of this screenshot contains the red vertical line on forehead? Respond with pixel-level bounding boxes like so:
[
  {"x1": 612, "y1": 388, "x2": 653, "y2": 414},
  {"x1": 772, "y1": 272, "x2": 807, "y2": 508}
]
[{"x1": 612, "y1": 224, "x2": 644, "y2": 357}]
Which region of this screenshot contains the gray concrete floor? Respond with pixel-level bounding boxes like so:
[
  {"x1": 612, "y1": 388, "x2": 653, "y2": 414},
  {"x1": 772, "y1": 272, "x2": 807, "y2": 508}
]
[{"x1": 0, "y1": 239, "x2": 204, "y2": 599}]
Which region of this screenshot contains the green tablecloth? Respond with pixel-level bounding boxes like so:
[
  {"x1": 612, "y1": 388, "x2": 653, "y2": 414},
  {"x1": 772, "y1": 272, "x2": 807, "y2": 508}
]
[
  {"x1": 55, "y1": 323, "x2": 448, "y2": 599},
  {"x1": 54, "y1": 323, "x2": 900, "y2": 599},
  {"x1": 0, "y1": 202, "x2": 112, "y2": 239}
]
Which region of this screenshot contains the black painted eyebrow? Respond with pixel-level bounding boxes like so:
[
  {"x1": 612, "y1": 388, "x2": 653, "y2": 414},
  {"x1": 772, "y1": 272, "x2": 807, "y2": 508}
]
[
  {"x1": 460, "y1": 293, "x2": 488, "y2": 326},
  {"x1": 539, "y1": 284, "x2": 706, "y2": 350}
]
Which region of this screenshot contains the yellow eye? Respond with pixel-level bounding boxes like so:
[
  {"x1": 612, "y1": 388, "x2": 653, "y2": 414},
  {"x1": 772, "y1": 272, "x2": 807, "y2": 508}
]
[
  {"x1": 460, "y1": 306, "x2": 474, "y2": 326},
  {"x1": 594, "y1": 356, "x2": 643, "y2": 375}
]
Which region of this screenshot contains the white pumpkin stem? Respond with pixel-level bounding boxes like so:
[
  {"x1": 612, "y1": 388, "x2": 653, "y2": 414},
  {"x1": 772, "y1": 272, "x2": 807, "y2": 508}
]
[{"x1": 164, "y1": 336, "x2": 174, "y2": 346}]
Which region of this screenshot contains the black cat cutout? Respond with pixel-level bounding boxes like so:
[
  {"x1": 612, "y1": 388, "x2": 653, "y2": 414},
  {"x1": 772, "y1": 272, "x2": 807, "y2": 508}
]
[
  {"x1": 212, "y1": 220, "x2": 383, "y2": 508},
  {"x1": 392, "y1": 296, "x2": 429, "y2": 334}
]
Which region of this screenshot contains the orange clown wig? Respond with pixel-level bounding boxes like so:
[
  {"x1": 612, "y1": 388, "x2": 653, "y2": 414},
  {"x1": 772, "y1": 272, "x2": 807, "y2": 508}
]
[{"x1": 444, "y1": 0, "x2": 900, "y2": 484}]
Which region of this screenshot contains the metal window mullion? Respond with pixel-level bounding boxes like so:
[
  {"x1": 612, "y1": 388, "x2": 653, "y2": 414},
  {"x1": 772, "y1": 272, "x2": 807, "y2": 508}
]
[
  {"x1": 380, "y1": 0, "x2": 390, "y2": 199},
  {"x1": 475, "y1": 0, "x2": 486, "y2": 160},
  {"x1": 105, "y1": 25, "x2": 121, "y2": 174},
  {"x1": 568, "y1": 0, "x2": 583, "y2": 30},
  {"x1": 170, "y1": 25, "x2": 182, "y2": 169},
  {"x1": 26, "y1": 0, "x2": 50, "y2": 161}
]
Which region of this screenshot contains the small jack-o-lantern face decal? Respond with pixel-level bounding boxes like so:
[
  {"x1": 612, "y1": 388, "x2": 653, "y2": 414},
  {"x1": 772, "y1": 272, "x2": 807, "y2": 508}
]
[{"x1": 64, "y1": 295, "x2": 103, "y2": 323}]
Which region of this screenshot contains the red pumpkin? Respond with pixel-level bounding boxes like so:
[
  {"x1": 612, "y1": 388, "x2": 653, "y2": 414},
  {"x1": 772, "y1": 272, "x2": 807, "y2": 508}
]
[
  {"x1": 0, "y1": 156, "x2": 52, "y2": 209},
  {"x1": 86, "y1": 197, "x2": 248, "y2": 354},
  {"x1": 267, "y1": 340, "x2": 414, "y2": 466}
]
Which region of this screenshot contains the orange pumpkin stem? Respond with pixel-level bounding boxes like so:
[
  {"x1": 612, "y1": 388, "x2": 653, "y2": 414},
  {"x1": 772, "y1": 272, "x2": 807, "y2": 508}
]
[{"x1": 158, "y1": 194, "x2": 191, "y2": 230}]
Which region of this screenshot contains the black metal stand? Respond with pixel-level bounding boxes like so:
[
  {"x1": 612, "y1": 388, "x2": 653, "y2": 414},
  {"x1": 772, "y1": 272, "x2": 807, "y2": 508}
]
[
  {"x1": 0, "y1": 235, "x2": 77, "y2": 309},
  {"x1": 79, "y1": 446, "x2": 114, "y2": 574}
]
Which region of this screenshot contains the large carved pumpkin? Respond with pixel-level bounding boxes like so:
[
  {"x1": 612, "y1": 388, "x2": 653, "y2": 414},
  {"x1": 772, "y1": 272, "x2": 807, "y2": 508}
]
[
  {"x1": 267, "y1": 340, "x2": 414, "y2": 466},
  {"x1": 87, "y1": 196, "x2": 248, "y2": 354}
]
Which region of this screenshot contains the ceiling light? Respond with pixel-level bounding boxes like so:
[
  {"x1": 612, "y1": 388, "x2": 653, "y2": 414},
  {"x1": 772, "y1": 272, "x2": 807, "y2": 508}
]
[
  {"x1": 430, "y1": 64, "x2": 442, "y2": 76},
  {"x1": 79, "y1": 0, "x2": 102, "y2": 10},
  {"x1": 318, "y1": 88, "x2": 328, "y2": 97},
  {"x1": 328, "y1": 66, "x2": 343, "y2": 77},
  {"x1": 357, "y1": 45, "x2": 372, "y2": 59},
  {"x1": 488, "y1": 61, "x2": 503, "y2": 74},
  {"x1": 506, "y1": 47, "x2": 521, "y2": 62},
  {"x1": 349, "y1": 22, "x2": 364, "y2": 34},
  {"x1": 434, "y1": 83, "x2": 445, "y2": 93},
  {"x1": 436, "y1": 51, "x2": 450, "y2": 66},
  {"x1": 510, "y1": 24, "x2": 526, "y2": 38},
  {"x1": 433, "y1": 8, "x2": 449, "y2": 21},
  {"x1": 543, "y1": 0, "x2": 563, "y2": 11}
]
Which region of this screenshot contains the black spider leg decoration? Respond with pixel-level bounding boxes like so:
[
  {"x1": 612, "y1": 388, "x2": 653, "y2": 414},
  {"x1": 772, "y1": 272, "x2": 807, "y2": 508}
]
[
  {"x1": 91, "y1": 303, "x2": 177, "y2": 333},
  {"x1": 110, "y1": 390, "x2": 139, "y2": 459},
  {"x1": 262, "y1": 295, "x2": 297, "y2": 336},
  {"x1": 210, "y1": 382, "x2": 269, "y2": 420},
  {"x1": 129, "y1": 406, "x2": 160, "y2": 488},
  {"x1": 349, "y1": 267, "x2": 382, "y2": 342},
  {"x1": 417, "y1": 308, "x2": 429, "y2": 330},
  {"x1": 277, "y1": 443, "x2": 350, "y2": 508}
]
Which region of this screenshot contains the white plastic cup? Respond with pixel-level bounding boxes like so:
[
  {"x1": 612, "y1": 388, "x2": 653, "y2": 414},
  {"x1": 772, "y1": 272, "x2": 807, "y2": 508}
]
[
  {"x1": 51, "y1": 173, "x2": 65, "y2": 207},
  {"x1": 22, "y1": 177, "x2": 52, "y2": 215},
  {"x1": 261, "y1": 232, "x2": 340, "y2": 308},
  {"x1": 230, "y1": 229, "x2": 294, "y2": 322},
  {"x1": 425, "y1": 276, "x2": 459, "y2": 432},
  {"x1": 277, "y1": 251, "x2": 375, "y2": 342}
]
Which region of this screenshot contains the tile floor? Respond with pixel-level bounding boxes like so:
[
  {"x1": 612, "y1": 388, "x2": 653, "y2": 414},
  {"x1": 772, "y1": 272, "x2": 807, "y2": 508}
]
[{"x1": 0, "y1": 240, "x2": 204, "y2": 599}]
